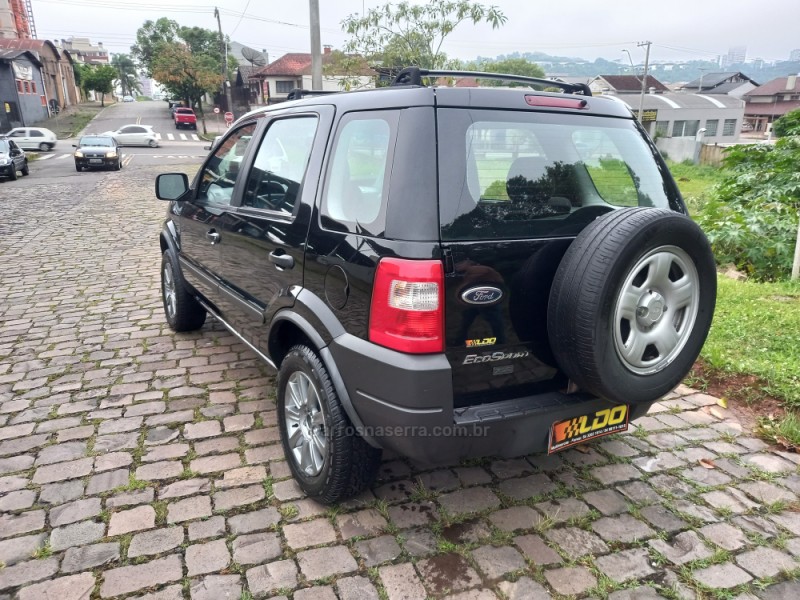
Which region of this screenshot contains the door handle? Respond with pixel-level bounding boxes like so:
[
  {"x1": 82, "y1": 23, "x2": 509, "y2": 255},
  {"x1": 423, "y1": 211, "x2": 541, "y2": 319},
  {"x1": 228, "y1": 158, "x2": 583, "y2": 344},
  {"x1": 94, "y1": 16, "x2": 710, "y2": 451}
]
[
  {"x1": 269, "y1": 250, "x2": 294, "y2": 269},
  {"x1": 206, "y1": 230, "x2": 220, "y2": 244}
]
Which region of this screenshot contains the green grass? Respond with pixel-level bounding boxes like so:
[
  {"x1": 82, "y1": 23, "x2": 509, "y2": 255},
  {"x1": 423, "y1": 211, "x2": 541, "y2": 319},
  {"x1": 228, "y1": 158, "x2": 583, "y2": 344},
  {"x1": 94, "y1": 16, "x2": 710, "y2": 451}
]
[
  {"x1": 667, "y1": 160, "x2": 728, "y2": 213},
  {"x1": 699, "y1": 277, "x2": 800, "y2": 408}
]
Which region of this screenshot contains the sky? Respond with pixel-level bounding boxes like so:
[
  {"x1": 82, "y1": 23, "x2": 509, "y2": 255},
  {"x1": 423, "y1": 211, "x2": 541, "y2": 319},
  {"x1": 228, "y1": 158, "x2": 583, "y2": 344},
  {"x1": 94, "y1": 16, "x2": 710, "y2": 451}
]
[{"x1": 29, "y1": 0, "x2": 800, "y2": 66}]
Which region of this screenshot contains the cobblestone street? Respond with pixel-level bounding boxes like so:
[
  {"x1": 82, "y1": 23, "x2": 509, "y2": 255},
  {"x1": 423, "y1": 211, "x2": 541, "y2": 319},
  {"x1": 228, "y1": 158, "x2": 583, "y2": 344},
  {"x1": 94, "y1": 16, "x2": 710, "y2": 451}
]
[{"x1": 1, "y1": 166, "x2": 799, "y2": 599}]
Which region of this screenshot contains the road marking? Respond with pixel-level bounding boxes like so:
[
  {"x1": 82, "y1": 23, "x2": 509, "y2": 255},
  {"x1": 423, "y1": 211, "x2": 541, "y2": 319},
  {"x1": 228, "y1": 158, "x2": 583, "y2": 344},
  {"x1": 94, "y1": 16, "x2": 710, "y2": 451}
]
[
  {"x1": 136, "y1": 116, "x2": 141, "y2": 125},
  {"x1": 56, "y1": 153, "x2": 72, "y2": 160},
  {"x1": 191, "y1": 134, "x2": 199, "y2": 141},
  {"x1": 179, "y1": 134, "x2": 187, "y2": 140},
  {"x1": 167, "y1": 134, "x2": 175, "y2": 140},
  {"x1": 156, "y1": 133, "x2": 162, "y2": 140},
  {"x1": 36, "y1": 154, "x2": 55, "y2": 161},
  {"x1": 123, "y1": 155, "x2": 134, "y2": 166}
]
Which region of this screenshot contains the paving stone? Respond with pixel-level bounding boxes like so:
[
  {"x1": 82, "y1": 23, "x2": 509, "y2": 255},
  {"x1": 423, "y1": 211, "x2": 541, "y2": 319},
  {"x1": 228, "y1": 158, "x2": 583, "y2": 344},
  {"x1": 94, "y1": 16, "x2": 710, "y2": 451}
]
[
  {"x1": 0, "y1": 533, "x2": 47, "y2": 567},
  {"x1": 757, "y1": 581, "x2": 800, "y2": 600},
  {"x1": 100, "y1": 555, "x2": 183, "y2": 598},
  {"x1": 32, "y1": 456, "x2": 93, "y2": 484},
  {"x1": 189, "y1": 574, "x2": 242, "y2": 600},
  {"x1": 213, "y1": 484, "x2": 265, "y2": 511},
  {"x1": 216, "y1": 465, "x2": 266, "y2": 489},
  {"x1": 0, "y1": 454, "x2": 34, "y2": 475},
  {"x1": 85, "y1": 469, "x2": 129, "y2": 495},
  {"x1": 298, "y1": 545, "x2": 358, "y2": 580},
  {"x1": 590, "y1": 463, "x2": 644, "y2": 485},
  {"x1": 534, "y1": 497, "x2": 591, "y2": 523},
  {"x1": 733, "y1": 514, "x2": 780, "y2": 538},
  {"x1": 0, "y1": 475, "x2": 29, "y2": 494},
  {"x1": 0, "y1": 488, "x2": 36, "y2": 511},
  {"x1": 743, "y1": 453, "x2": 796, "y2": 474},
  {"x1": 378, "y1": 562, "x2": 432, "y2": 600},
  {"x1": 592, "y1": 514, "x2": 656, "y2": 543},
  {"x1": 735, "y1": 547, "x2": 796, "y2": 578},
  {"x1": 454, "y1": 466, "x2": 492, "y2": 486},
  {"x1": 471, "y1": 545, "x2": 527, "y2": 580},
  {"x1": 144, "y1": 426, "x2": 179, "y2": 446},
  {"x1": 186, "y1": 538, "x2": 230, "y2": 576},
  {"x1": 223, "y1": 413, "x2": 254, "y2": 432},
  {"x1": 0, "y1": 557, "x2": 60, "y2": 591},
  {"x1": 190, "y1": 453, "x2": 241, "y2": 474},
  {"x1": 498, "y1": 577, "x2": 551, "y2": 600},
  {"x1": 438, "y1": 487, "x2": 500, "y2": 515},
  {"x1": 227, "y1": 507, "x2": 281, "y2": 533},
  {"x1": 159, "y1": 477, "x2": 211, "y2": 499},
  {"x1": 770, "y1": 511, "x2": 800, "y2": 535},
  {"x1": 386, "y1": 501, "x2": 436, "y2": 528},
  {"x1": 167, "y1": 495, "x2": 212, "y2": 523},
  {"x1": 284, "y1": 517, "x2": 337, "y2": 549},
  {"x1": 355, "y1": 535, "x2": 401, "y2": 566},
  {"x1": 94, "y1": 432, "x2": 138, "y2": 452},
  {"x1": 108, "y1": 505, "x2": 155, "y2": 536},
  {"x1": 417, "y1": 553, "x2": 481, "y2": 594},
  {"x1": 544, "y1": 566, "x2": 597, "y2": 596},
  {"x1": 194, "y1": 436, "x2": 240, "y2": 456},
  {"x1": 294, "y1": 586, "x2": 336, "y2": 600},
  {"x1": 126, "y1": 401, "x2": 166, "y2": 417},
  {"x1": 136, "y1": 460, "x2": 183, "y2": 481},
  {"x1": 232, "y1": 531, "x2": 282, "y2": 565},
  {"x1": 184, "y1": 421, "x2": 222, "y2": 439},
  {"x1": 584, "y1": 489, "x2": 629, "y2": 515},
  {"x1": 513, "y1": 534, "x2": 561, "y2": 566},
  {"x1": 738, "y1": 481, "x2": 797, "y2": 504},
  {"x1": 95, "y1": 452, "x2": 133, "y2": 472},
  {"x1": 649, "y1": 531, "x2": 714, "y2": 565},
  {"x1": 17, "y1": 571, "x2": 95, "y2": 600},
  {"x1": 61, "y1": 542, "x2": 120, "y2": 573},
  {"x1": 607, "y1": 586, "x2": 666, "y2": 600},
  {"x1": 188, "y1": 516, "x2": 226, "y2": 541},
  {"x1": 98, "y1": 416, "x2": 143, "y2": 435},
  {"x1": 497, "y1": 473, "x2": 557, "y2": 500},
  {"x1": 639, "y1": 505, "x2": 688, "y2": 533},
  {"x1": 702, "y1": 488, "x2": 760, "y2": 515},
  {"x1": 545, "y1": 526, "x2": 609, "y2": 559},
  {"x1": 488, "y1": 506, "x2": 541, "y2": 532},
  {"x1": 51, "y1": 497, "x2": 102, "y2": 527},
  {"x1": 246, "y1": 559, "x2": 298, "y2": 596},
  {"x1": 337, "y1": 575, "x2": 381, "y2": 600},
  {"x1": 337, "y1": 508, "x2": 387, "y2": 539},
  {"x1": 34, "y1": 441, "x2": 86, "y2": 466},
  {"x1": 672, "y1": 499, "x2": 721, "y2": 524},
  {"x1": 128, "y1": 527, "x2": 184, "y2": 558},
  {"x1": 594, "y1": 548, "x2": 656, "y2": 583},
  {"x1": 40, "y1": 480, "x2": 84, "y2": 504},
  {"x1": 693, "y1": 563, "x2": 752, "y2": 589},
  {"x1": 106, "y1": 488, "x2": 155, "y2": 508},
  {"x1": 633, "y1": 451, "x2": 686, "y2": 473},
  {"x1": 0, "y1": 509, "x2": 45, "y2": 539},
  {"x1": 401, "y1": 527, "x2": 438, "y2": 557}
]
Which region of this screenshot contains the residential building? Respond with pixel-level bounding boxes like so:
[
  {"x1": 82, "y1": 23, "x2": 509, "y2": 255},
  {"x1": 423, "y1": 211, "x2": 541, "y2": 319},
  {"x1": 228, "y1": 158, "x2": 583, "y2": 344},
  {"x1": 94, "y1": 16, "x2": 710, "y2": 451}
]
[
  {"x1": 0, "y1": 0, "x2": 34, "y2": 39},
  {"x1": 680, "y1": 72, "x2": 759, "y2": 99},
  {"x1": 589, "y1": 75, "x2": 669, "y2": 95},
  {"x1": 0, "y1": 47, "x2": 47, "y2": 130},
  {"x1": 0, "y1": 38, "x2": 78, "y2": 110},
  {"x1": 252, "y1": 48, "x2": 374, "y2": 104},
  {"x1": 743, "y1": 75, "x2": 800, "y2": 132},
  {"x1": 60, "y1": 37, "x2": 108, "y2": 64}
]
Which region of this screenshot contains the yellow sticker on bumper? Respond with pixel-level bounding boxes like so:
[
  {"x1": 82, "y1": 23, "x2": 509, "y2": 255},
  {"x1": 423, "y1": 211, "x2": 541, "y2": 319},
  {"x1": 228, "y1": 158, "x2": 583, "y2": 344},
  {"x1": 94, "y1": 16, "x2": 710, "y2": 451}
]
[{"x1": 548, "y1": 405, "x2": 629, "y2": 453}]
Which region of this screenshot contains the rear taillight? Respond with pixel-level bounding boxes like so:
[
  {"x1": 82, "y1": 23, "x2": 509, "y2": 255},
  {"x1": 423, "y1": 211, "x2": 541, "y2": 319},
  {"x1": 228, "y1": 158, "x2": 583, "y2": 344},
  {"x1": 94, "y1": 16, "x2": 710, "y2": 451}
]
[{"x1": 369, "y1": 258, "x2": 444, "y2": 354}]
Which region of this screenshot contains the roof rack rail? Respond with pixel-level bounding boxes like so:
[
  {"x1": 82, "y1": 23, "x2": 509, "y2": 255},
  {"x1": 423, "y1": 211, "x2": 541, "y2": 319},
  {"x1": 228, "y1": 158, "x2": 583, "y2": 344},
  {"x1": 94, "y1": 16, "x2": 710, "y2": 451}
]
[
  {"x1": 286, "y1": 88, "x2": 339, "y2": 101},
  {"x1": 390, "y1": 67, "x2": 592, "y2": 97}
]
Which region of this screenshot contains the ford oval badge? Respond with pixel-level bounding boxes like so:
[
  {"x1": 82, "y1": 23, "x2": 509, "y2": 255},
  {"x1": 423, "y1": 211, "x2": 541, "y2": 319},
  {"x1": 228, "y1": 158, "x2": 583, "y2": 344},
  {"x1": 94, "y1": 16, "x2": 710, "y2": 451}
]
[{"x1": 461, "y1": 286, "x2": 503, "y2": 305}]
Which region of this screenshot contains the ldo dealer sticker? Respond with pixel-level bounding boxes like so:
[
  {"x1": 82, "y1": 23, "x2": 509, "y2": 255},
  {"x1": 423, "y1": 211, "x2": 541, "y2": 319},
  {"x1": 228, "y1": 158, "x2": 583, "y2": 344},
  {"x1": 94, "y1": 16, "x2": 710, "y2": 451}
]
[{"x1": 548, "y1": 405, "x2": 629, "y2": 453}]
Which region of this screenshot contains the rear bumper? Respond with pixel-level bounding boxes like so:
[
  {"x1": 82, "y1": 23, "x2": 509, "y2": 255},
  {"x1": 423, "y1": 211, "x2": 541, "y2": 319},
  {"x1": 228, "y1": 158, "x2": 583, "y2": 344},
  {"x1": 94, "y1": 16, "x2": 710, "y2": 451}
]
[{"x1": 328, "y1": 333, "x2": 651, "y2": 464}]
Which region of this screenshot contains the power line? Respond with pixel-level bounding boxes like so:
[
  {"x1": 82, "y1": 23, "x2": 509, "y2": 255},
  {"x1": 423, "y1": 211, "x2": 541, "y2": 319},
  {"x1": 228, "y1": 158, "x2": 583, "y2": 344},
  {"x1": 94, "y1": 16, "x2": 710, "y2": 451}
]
[{"x1": 229, "y1": 0, "x2": 251, "y2": 36}]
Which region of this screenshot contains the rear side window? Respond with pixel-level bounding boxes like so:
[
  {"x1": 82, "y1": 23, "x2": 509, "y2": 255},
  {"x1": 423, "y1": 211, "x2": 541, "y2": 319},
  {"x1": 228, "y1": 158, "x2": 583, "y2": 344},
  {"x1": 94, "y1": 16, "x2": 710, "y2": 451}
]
[
  {"x1": 321, "y1": 111, "x2": 398, "y2": 236},
  {"x1": 241, "y1": 116, "x2": 318, "y2": 214},
  {"x1": 438, "y1": 109, "x2": 680, "y2": 240}
]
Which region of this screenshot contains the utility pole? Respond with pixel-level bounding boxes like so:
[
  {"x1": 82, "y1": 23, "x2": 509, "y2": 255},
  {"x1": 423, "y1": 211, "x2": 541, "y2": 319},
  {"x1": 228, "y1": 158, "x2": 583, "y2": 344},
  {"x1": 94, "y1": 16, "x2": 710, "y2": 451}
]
[
  {"x1": 309, "y1": 0, "x2": 322, "y2": 90},
  {"x1": 214, "y1": 7, "x2": 233, "y2": 113},
  {"x1": 637, "y1": 41, "x2": 651, "y2": 122}
]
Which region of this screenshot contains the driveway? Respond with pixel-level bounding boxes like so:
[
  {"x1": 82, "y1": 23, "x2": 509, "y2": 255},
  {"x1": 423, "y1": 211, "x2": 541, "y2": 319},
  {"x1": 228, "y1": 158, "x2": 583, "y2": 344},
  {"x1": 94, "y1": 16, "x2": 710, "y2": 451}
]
[{"x1": 0, "y1": 163, "x2": 798, "y2": 599}]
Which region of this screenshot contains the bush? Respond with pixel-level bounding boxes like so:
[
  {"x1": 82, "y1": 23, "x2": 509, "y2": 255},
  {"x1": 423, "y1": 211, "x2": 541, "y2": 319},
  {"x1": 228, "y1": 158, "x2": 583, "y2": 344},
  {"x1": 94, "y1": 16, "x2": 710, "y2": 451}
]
[
  {"x1": 772, "y1": 108, "x2": 800, "y2": 138},
  {"x1": 695, "y1": 136, "x2": 800, "y2": 281}
]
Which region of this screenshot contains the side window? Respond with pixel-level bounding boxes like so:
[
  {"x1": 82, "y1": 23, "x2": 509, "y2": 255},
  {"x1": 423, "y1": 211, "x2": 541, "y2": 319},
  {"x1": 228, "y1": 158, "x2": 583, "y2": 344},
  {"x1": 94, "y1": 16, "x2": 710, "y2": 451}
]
[
  {"x1": 242, "y1": 116, "x2": 318, "y2": 214},
  {"x1": 573, "y1": 129, "x2": 638, "y2": 207},
  {"x1": 322, "y1": 115, "x2": 394, "y2": 234},
  {"x1": 30, "y1": 130, "x2": 44, "y2": 137},
  {"x1": 8, "y1": 130, "x2": 25, "y2": 137},
  {"x1": 197, "y1": 123, "x2": 257, "y2": 206}
]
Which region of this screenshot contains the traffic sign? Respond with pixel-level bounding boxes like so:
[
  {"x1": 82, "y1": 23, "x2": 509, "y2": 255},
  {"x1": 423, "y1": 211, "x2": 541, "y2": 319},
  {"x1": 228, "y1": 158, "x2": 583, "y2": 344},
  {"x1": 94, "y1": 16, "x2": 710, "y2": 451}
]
[
  {"x1": 224, "y1": 112, "x2": 234, "y2": 128},
  {"x1": 213, "y1": 107, "x2": 220, "y2": 114}
]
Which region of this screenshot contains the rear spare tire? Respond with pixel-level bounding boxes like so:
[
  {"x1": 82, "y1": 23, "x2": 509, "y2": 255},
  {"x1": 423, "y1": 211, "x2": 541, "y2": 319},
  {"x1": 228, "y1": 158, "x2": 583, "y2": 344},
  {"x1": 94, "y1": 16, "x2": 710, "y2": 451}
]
[{"x1": 547, "y1": 207, "x2": 716, "y2": 404}]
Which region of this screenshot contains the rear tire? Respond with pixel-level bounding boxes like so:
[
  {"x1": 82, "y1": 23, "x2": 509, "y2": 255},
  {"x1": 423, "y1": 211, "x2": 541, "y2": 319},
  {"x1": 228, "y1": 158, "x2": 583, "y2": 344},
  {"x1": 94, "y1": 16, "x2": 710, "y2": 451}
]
[
  {"x1": 148, "y1": 139, "x2": 158, "y2": 148},
  {"x1": 548, "y1": 208, "x2": 716, "y2": 404},
  {"x1": 161, "y1": 251, "x2": 206, "y2": 331},
  {"x1": 39, "y1": 142, "x2": 49, "y2": 152},
  {"x1": 278, "y1": 345, "x2": 381, "y2": 504}
]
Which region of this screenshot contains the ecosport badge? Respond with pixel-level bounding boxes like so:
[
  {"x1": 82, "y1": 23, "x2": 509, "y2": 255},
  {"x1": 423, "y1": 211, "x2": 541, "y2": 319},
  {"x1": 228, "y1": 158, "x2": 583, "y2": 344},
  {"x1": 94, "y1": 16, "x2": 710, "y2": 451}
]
[{"x1": 460, "y1": 286, "x2": 503, "y2": 305}]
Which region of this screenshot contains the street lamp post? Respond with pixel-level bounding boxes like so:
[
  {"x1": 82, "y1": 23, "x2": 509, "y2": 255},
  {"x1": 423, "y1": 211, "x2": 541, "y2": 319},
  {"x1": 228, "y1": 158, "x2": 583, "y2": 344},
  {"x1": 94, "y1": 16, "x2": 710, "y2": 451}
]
[{"x1": 637, "y1": 41, "x2": 652, "y2": 122}]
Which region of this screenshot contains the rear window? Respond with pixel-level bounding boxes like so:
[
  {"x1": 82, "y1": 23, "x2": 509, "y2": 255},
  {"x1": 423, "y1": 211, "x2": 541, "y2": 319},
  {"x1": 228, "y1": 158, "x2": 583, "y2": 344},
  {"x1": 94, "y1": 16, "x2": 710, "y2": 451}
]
[
  {"x1": 176, "y1": 108, "x2": 194, "y2": 115},
  {"x1": 437, "y1": 108, "x2": 680, "y2": 240}
]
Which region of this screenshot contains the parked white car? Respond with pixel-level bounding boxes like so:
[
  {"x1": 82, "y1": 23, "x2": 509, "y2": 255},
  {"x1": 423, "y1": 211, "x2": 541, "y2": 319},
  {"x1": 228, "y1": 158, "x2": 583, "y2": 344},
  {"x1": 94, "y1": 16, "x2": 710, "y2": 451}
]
[
  {"x1": 5, "y1": 127, "x2": 58, "y2": 151},
  {"x1": 102, "y1": 124, "x2": 159, "y2": 147}
]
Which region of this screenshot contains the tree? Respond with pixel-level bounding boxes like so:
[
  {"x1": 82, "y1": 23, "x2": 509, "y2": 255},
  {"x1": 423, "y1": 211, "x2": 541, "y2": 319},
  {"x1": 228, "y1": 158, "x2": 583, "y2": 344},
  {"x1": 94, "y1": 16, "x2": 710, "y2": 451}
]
[
  {"x1": 772, "y1": 108, "x2": 800, "y2": 138},
  {"x1": 111, "y1": 53, "x2": 141, "y2": 97},
  {"x1": 131, "y1": 18, "x2": 181, "y2": 78},
  {"x1": 152, "y1": 43, "x2": 222, "y2": 123},
  {"x1": 83, "y1": 65, "x2": 117, "y2": 106},
  {"x1": 465, "y1": 57, "x2": 546, "y2": 85},
  {"x1": 342, "y1": 1, "x2": 506, "y2": 70}
]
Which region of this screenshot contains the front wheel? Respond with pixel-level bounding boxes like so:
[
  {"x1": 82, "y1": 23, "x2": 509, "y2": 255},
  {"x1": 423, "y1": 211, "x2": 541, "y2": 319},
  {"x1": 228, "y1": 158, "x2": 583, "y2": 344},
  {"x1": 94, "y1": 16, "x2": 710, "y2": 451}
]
[
  {"x1": 75, "y1": 164, "x2": 82, "y2": 172},
  {"x1": 160, "y1": 252, "x2": 206, "y2": 331},
  {"x1": 21, "y1": 161, "x2": 29, "y2": 176},
  {"x1": 148, "y1": 139, "x2": 158, "y2": 148},
  {"x1": 39, "y1": 142, "x2": 50, "y2": 152},
  {"x1": 278, "y1": 345, "x2": 381, "y2": 504},
  {"x1": 9, "y1": 165, "x2": 17, "y2": 181}
]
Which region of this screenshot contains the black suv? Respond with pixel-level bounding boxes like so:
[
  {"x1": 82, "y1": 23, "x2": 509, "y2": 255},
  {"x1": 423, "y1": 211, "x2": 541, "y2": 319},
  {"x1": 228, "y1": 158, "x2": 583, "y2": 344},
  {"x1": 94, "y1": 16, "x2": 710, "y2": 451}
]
[{"x1": 156, "y1": 68, "x2": 716, "y2": 503}]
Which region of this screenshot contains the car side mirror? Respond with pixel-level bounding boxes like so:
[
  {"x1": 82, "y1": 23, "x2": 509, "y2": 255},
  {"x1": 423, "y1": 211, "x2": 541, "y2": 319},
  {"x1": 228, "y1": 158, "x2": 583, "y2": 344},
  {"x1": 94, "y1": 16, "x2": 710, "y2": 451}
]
[
  {"x1": 156, "y1": 173, "x2": 190, "y2": 201},
  {"x1": 72, "y1": 144, "x2": 77, "y2": 147},
  {"x1": 203, "y1": 145, "x2": 211, "y2": 151}
]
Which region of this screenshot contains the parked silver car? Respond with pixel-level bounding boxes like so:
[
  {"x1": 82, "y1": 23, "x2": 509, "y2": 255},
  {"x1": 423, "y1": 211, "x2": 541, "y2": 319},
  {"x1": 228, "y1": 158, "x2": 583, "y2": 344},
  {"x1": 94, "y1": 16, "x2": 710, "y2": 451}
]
[
  {"x1": 5, "y1": 127, "x2": 58, "y2": 151},
  {"x1": 102, "y1": 124, "x2": 159, "y2": 148}
]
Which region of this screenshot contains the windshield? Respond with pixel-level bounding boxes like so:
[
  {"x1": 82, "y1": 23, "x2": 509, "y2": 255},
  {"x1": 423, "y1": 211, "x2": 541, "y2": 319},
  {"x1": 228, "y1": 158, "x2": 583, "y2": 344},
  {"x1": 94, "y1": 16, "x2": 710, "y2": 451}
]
[
  {"x1": 0, "y1": 141, "x2": 9, "y2": 152},
  {"x1": 437, "y1": 109, "x2": 682, "y2": 240},
  {"x1": 80, "y1": 137, "x2": 114, "y2": 147}
]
